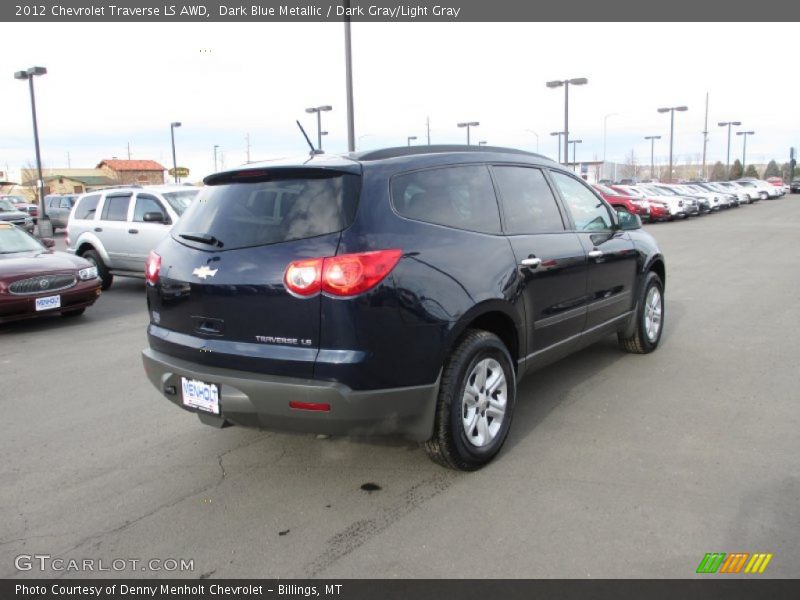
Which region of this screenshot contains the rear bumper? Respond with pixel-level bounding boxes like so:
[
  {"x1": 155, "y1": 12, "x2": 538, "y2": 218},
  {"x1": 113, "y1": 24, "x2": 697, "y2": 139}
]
[{"x1": 141, "y1": 348, "x2": 439, "y2": 442}]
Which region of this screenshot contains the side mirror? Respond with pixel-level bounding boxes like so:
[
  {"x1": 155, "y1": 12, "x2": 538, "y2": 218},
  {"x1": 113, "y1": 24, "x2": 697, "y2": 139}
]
[
  {"x1": 143, "y1": 211, "x2": 166, "y2": 223},
  {"x1": 41, "y1": 237, "x2": 56, "y2": 248},
  {"x1": 616, "y1": 208, "x2": 642, "y2": 231}
]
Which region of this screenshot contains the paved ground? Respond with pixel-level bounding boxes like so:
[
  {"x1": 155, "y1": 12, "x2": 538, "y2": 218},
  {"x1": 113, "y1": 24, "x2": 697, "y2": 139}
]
[{"x1": 2, "y1": 197, "x2": 798, "y2": 579}]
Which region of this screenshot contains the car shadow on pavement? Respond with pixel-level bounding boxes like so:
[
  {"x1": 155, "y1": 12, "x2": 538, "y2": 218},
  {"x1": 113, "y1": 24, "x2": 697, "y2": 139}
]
[{"x1": 503, "y1": 298, "x2": 686, "y2": 456}]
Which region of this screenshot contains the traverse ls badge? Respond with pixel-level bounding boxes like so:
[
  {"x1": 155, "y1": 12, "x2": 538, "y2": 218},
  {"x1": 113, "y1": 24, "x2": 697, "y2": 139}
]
[{"x1": 192, "y1": 266, "x2": 218, "y2": 279}]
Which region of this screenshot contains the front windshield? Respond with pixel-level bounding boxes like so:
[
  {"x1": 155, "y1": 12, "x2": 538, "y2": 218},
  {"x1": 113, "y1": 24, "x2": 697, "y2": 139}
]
[
  {"x1": 0, "y1": 199, "x2": 16, "y2": 212},
  {"x1": 620, "y1": 186, "x2": 644, "y2": 198},
  {"x1": 594, "y1": 184, "x2": 617, "y2": 195},
  {"x1": 162, "y1": 190, "x2": 200, "y2": 216},
  {"x1": 0, "y1": 225, "x2": 44, "y2": 253},
  {"x1": 650, "y1": 186, "x2": 675, "y2": 195}
]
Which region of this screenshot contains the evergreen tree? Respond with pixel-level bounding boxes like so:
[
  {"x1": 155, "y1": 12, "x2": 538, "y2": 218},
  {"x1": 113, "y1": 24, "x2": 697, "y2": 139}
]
[
  {"x1": 763, "y1": 160, "x2": 780, "y2": 178},
  {"x1": 710, "y1": 161, "x2": 726, "y2": 181},
  {"x1": 744, "y1": 164, "x2": 759, "y2": 178},
  {"x1": 729, "y1": 159, "x2": 744, "y2": 180}
]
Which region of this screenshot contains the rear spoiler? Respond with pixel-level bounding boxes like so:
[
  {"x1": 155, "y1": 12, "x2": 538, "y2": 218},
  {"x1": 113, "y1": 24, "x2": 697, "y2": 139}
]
[{"x1": 204, "y1": 164, "x2": 362, "y2": 186}]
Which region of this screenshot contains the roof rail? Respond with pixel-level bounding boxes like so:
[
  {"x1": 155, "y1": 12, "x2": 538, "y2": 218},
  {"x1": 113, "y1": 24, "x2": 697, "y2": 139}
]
[{"x1": 353, "y1": 144, "x2": 547, "y2": 162}]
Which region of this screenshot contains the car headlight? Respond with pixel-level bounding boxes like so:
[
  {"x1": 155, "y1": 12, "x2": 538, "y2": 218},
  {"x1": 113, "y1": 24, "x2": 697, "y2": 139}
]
[{"x1": 78, "y1": 266, "x2": 98, "y2": 281}]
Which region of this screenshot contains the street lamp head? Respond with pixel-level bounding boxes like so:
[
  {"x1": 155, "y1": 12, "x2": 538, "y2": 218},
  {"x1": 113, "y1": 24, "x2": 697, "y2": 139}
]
[
  {"x1": 408, "y1": 136, "x2": 417, "y2": 141},
  {"x1": 736, "y1": 131, "x2": 755, "y2": 136},
  {"x1": 305, "y1": 107, "x2": 317, "y2": 114},
  {"x1": 657, "y1": 108, "x2": 670, "y2": 113},
  {"x1": 457, "y1": 121, "x2": 479, "y2": 128},
  {"x1": 645, "y1": 135, "x2": 662, "y2": 140},
  {"x1": 571, "y1": 139, "x2": 583, "y2": 144},
  {"x1": 546, "y1": 80, "x2": 564, "y2": 88},
  {"x1": 171, "y1": 121, "x2": 182, "y2": 128},
  {"x1": 14, "y1": 70, "x2": 29, "y2": 80},
  {"x1": 550, "y1": 131, "x2": 564, "y2": 137},
  {"x1": 675, "y1": 106, "x2": 688, "y2": 112},
  {"x1": 320, "y1": 105, "x2": 332, "y2": 112},
  {"x1": 568, "y1": 77, "x2": 588, "y2": 85},
  {"x1": 28, "y1": 66, "x2": 47, "y2": 76},
  {"x1": 478, "y1": 141, "x2": 487, "y2": 146},
  {"x1": 732, "y1": 121, "x2": 742, "y2": 126}
]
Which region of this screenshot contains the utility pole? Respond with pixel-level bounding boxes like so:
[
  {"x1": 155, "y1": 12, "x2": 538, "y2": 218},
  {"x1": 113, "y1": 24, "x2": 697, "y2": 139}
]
[
  {"x1": 66, "y1": 152, "x2": 71, "y2": 168},
  {"x1": 701, "y1": 92, "x2": 709, "y2": 180},
  {"x1": 127, "y1": 142, "x2": 131, "y2": 160},
  {"x1": 426, "y1": 116, "x2": 430, "y2": 145},
  {"x1": 245, "y1": 133, "x2": 251, "y2": 163},
  {"x1": 343, "y1": 0, "x2": 355, "y2": 152}
]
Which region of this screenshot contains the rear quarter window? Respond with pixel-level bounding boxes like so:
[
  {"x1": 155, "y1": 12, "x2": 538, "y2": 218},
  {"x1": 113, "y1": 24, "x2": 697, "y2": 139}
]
[
  {"x1": 73, "y1": 194, "x2": 101, "y2": 220},
  {"x1": 391, "y1": 165, "x2": 501, "y2": 234}
]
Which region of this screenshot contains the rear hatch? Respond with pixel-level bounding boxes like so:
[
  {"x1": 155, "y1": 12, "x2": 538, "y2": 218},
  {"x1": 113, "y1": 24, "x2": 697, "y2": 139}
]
[{"x1": 147, "y1": 163, "x2": 361, "y2": 378}]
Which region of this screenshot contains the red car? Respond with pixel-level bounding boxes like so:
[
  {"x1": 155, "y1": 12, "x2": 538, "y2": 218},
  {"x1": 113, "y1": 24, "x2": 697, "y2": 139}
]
[
  {"x1": 591, "y1": 183, "x2": 667, "y2": 222},
  {"x1": 0, "y1": 223, "x2": 102, "y2": 323},
  {"x1": 606, "y1": 185, "x2": 670, "y2": 222}
]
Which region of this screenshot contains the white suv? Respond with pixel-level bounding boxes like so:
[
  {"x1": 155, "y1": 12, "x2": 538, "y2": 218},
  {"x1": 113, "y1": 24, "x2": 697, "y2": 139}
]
[{"x1": 66, "y1": 185, "x2": 199, "y2": 289}]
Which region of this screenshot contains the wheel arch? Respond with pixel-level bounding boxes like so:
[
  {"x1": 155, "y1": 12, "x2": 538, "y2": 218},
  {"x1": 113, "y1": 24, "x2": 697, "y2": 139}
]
[{"x1": 443, "y1": 301, "x2": 523, "y2": 373}]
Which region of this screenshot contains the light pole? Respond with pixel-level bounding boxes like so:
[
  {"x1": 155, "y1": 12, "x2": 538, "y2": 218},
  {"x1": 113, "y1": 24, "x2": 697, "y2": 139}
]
[
  {"x1": 603, "y1": 113, "x2": 618, "y2": 162},
  {"x1": 568, "y1": 139, "x2": 582, "y2": 165},
  {"x1": 525, "y1": 129, "x2": 540, "y2": 152},
  {"x1": 718, "y1": 120, "x2": 742, "y2": 180},
  {"x1": 657, "y1": 106, "x2": 688, "y2": 183},
  {"x1": 546, "y1": 77, "x2": 588, "y2": 164},
  {"x1": 213, "y1": 144, "x2": 219, "y2": 172},
  {"x1": 170, "y1": 122, "x2": 181, "y2": 184},
  {"x1": 305, "y1": 105, "x2": 332, "y2": 151},
  {"x1": 550, "y1": 131, "x2": 565, "y2": 163},
  {"x1": 457, "y1": 121, "x2": 479, "y2": 145},
  {"x1": 14, "y1": 66, "x2": 49, "y2": 236},
  {"x1": 407, "y1": 136, "x2": 417, "y2": 146},
  {"x1": 644, "y1": 135, "x2": 661, "y2": 180},
  {"x1": 736, "y1": 130, "x2": 755, "y2": 173}
]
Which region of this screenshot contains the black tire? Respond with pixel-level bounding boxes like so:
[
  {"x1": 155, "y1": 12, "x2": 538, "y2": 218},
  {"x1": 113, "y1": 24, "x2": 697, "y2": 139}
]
[
  {"x1": 81, "y1": 249, "x2": 113, "y2": 290},
  {"x1": 61, "y1": 308, "x2": 85, "y2": 317},
  {"x1": 424, "y1": 329, "x2": 516, "y2": 471},
  {"x1": 618, "y1": 271, "x2": 664, "y2": 354}
]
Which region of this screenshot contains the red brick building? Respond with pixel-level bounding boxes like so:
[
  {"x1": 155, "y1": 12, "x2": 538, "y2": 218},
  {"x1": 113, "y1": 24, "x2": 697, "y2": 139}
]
[{"x1": 97, "y1": 159, "x2": 166, "y2": 185}]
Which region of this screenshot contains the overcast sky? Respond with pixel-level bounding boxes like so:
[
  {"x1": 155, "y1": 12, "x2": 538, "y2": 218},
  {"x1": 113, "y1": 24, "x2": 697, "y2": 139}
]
[{"x1": 2, "y1": 22, "x2": 797, "y2": 181}]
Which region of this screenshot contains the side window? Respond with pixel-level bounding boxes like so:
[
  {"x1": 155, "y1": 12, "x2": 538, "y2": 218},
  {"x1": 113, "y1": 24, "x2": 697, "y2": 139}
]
[
  {"x1": 73, "y1": 194, "x2": 100, "y2": 220},
  {"x1": 60, "y1": 198, "x2": 73, "y2": 209},
  {"x1": 101, "y1": 194, "x2": 132, "y2": 221},
  {"x1": 47, "y1": 197, "x2": 60, "y2": 209},
  {"x1": 551, "y1": 172, "x2": 613, "y2": 231},
  {"x1": 391, "y1": 165, "x2": 501, "y2": 234},
  {"x1": 493, "y1": 166, "x2": 565, "y2": 234},
  {"x1": 133, "y1": 194, "x2": 167, "y2": 222}
]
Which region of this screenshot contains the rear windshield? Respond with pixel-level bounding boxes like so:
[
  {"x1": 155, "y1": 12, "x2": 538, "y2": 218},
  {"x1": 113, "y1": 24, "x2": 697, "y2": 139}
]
[
  {"x1": 173, "y1": 173, "x2": 359, "y2": 251},
  {"x1": 162, "y1": 190, "x2": 199, "y2": 216}
]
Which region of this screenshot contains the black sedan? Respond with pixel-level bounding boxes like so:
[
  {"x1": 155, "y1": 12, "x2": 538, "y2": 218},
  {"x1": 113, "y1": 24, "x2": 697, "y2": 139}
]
[
  {"x1": 0, "y1": 223, "x2": 101, "y2": 323},
  {"x1": 791, "y1": 180, "x2": 800, "y2": 193}
]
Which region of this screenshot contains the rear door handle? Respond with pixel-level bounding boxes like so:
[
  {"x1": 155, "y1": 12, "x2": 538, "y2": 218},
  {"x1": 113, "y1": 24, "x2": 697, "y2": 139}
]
[
  {"x1": 520, "y1": 257, "x2": 542, "y2": 268},
  {"x1": 588, "y1": 250, "x2": 603, "y2": 259},
  {"x1": 94, "y1": 227, "x2": 102, "y2": 232},
  {"x1": 128, "y1": 229, "x2": 139, "y2": 234}
]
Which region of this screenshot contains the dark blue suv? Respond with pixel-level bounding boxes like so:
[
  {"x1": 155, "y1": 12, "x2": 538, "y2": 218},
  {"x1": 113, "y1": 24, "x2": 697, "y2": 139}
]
[{"x1": 142, "y1": 146, "x2": 666, "y2": 470}]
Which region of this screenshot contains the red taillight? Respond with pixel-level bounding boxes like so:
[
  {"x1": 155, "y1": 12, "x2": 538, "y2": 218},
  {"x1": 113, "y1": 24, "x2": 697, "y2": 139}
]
[
  {"x1": 284, "y1": 249, "x2": 402, "y2": 298},
  {"x1": 145, "y1": 251, "x2": 161, "y2": 285},
  {"x1": 284, "y1": 257, "x2": 323, "y2": 297}
]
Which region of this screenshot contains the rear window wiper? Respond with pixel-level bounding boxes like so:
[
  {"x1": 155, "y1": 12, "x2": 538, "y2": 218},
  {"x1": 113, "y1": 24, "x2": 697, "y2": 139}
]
[{"x1": 178, "y1": 232, "x2": 224, "y2": 248}]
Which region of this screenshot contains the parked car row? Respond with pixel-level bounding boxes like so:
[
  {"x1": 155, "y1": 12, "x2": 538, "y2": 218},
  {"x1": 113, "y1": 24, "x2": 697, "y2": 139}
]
[{"x1": 592, "y1": 177, "x2": 788, "y2": 222}]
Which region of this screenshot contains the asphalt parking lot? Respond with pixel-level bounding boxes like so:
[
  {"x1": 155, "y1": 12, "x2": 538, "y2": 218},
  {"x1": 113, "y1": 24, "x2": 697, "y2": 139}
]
[{"x1": 2, "y1": 198, "x2": 798, "y2": 579}]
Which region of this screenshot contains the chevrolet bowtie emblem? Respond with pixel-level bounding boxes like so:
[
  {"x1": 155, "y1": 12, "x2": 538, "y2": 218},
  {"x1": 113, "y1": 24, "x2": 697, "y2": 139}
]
[{"x1": 192, "y1": 266, "x2": 218, "y2": 279}]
